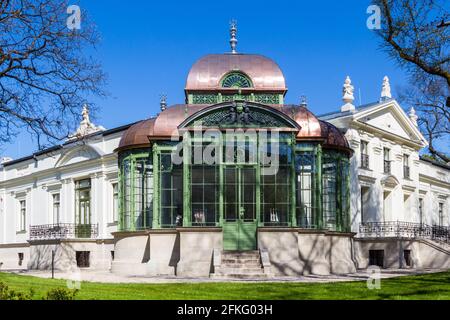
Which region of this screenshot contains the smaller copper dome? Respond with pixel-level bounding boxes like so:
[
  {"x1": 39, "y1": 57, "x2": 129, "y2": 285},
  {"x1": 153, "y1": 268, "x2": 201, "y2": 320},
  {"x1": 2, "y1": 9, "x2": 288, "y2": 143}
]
[
  {"x1": 117, "y1": 118, "x2": 155, "y2": 151},
  {"x1": 279, "y1": 105, "x2": 323, "y2": 139},
  {"x1": 319, "y1": 120, "x2": 351, "y2": 153}
]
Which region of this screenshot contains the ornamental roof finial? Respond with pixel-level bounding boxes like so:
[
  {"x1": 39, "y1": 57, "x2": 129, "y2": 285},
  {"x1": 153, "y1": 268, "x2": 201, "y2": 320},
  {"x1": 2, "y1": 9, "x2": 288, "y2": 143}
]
[
  {"x1": 68, "y1": 104, "x2": 105, "y2": 141},
  {"x1": 380, "y1": 76, "x2": 392, "y2": 101},
  {"x1": 230, "y1": 20, "x2": 238, "y2": 54},
  {"x1": 300, "y1": 95, "x2": 308, "y2": 108},
  {"x1": 341, "y1": 76, "x2": 355, "y2": 112},
  {"x1": 160, "y1": 94, "x2": 167, "y2": 112}
]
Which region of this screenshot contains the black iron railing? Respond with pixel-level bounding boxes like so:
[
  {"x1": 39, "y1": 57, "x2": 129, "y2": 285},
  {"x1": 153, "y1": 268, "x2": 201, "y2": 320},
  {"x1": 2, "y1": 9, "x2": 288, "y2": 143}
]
[
  {"x1": 383, "y1": 160, "x2": 391, "y2": 174},
  {"x1": 403, "y1": 166, "x2": 410, "y2": 179},
  {"x1": 360, "y1": 154, "x2": 370, "y2": 169},
  {"x1": 29, "y1": 223, "x2": 98, "y2": 241},
  {"x1": 359, "y1": 221, "x2": 449, "y2": 244}
]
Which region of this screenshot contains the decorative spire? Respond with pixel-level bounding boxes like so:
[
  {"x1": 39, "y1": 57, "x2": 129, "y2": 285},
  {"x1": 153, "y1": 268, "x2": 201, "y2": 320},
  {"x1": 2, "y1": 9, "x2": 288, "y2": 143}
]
[
  {"x1": 341, "y1": 76, "x2": 355, "y2": 112},
  {"x1": 380, "y1": 76, "x2": 392, "y2": 101},
  {"x1": 409, "y1": 107, "x2": 418, "y2": 127},
  {"x1": 160, "y1": 94, "x2": 167, "y2": 112},
  {"x1": 229, "y1": 20, "x2": 238, "y2": 54},
  {"x1": 69, "y1": 104, "x2": 105, "y2": 140},
  {"x1": 300, "y1": 95, "x2": 308, "y2": 108}
]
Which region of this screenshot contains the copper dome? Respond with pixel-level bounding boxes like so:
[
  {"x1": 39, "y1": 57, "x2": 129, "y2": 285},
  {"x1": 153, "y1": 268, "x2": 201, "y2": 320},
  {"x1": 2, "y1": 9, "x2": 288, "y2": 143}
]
[
  {"x1": 185, "y1": 54, "x2": 286, "y2": 91},
  {"x1": 117, "y1": 118, "x2": 155, "y2": 151},
  {"x1": 319, "y1": 120, "x2": 351, "y2": 153}
]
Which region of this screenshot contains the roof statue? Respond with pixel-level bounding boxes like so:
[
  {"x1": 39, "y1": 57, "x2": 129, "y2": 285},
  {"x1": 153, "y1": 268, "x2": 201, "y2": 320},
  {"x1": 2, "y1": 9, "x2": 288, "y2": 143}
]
[
  {"x1": 409, "y1": 106, "x2": 419, "y2": 127},
  {"x1": 69, "y1": 104, "x2": 105, "y2": 140},
  {"x1": 341, "y1": 76, "x2": 355, "y2": 112},
  {"x1": 380, "y1": 76, "x2": 392, "y2": 101}
]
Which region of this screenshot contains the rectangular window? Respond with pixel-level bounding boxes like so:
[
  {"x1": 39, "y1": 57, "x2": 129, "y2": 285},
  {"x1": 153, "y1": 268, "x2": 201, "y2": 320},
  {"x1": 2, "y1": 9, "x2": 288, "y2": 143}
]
[
  {"x1": 322, "y1": 156, "x2": 337, "y2": 230},
  {"x1": 18, "y1": 253, "x2": 24, "y2": 266},
  {"x1": 76, "y1": 251, "x2": 90, "y2": 268},
  {"x1": 296, "y1": 152, "x2": 316, "y2": 228},
  {"x1": 75, "y1": 179, "x2": 91, "y2": 230},
  {"x1": 419, "y1": 198, "x2": 424, "y2": 225},
  {"x1": 369, "y1": 250, "x2": 384, "y2": 268},
  {"x1": 361, "y1": 186, "x2": 370, "y2": 224},
  {"x1": 19, "y1": 200, "x2": 26, "y2": 232},
  {"x1": 403, "y1": 154, "x2": 410, "y2": 179},
  {"x1": 160, "y1": 152, "x2": 183, "y2": 228},
  {"x1": 438, "y1": 203, "x2": 444, "y2": 227},
  {"x1": 112, "y1": 183, "x2": 119, "y2": 223},
  {"x1": 261, "y1": 142, "x2": 291, "y2": 226},
  {"x1": 383, "y1": 148, "x2": 391, "y2": 174},
  {"x1": 403, "y1": 250, "x2": 411, "y2": 267},
  {"x1": 52, "y1": 194, "x2": 60, "y2": 224},
  {"x1": 360, "y1": 141, "x2": 369, "y2": 169}
]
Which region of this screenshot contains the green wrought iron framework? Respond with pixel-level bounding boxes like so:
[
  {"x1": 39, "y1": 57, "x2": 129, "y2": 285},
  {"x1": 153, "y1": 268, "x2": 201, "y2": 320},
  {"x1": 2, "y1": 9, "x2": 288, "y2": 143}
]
[{"x1": 118, "y1": 107, "x2": 351, "y2": 233}]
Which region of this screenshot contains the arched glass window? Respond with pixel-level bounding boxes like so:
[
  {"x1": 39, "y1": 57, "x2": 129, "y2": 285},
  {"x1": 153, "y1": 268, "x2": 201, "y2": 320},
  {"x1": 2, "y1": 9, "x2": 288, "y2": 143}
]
[
  {"x1": 221, "y1": 72, "x2": 253, "y2": 88},
  {"x1": 119, "y1": 150, "x2": 153, "y2": 231}
]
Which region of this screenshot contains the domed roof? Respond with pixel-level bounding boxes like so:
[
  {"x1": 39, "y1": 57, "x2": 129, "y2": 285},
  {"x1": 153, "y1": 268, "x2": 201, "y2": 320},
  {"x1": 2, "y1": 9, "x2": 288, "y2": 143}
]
[
  {"x1": 118, "y1": 105, "x2": 352, "y2": 154},
  {"x1": 185, "y1": 54, "x2": 286, "y2": 91},
  {"x1": 117, "y1": 118, "x2": 155, "y2": 151},
  {"x1": 319, "y1": 120, "x2": 351, "y2": 152}
]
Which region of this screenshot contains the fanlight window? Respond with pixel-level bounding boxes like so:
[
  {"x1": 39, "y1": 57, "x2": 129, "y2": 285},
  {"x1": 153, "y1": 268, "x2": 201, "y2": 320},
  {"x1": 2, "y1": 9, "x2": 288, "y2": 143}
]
[{"x1": 221, "y1": 72, "x2": 252, "y2": 88}]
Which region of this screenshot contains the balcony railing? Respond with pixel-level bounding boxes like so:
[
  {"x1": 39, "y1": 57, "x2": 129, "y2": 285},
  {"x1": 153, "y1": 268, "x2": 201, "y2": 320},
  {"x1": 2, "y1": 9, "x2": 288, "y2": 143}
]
[
  {"x1": 360, "y1": 154, "x2": 370, "y2": 169},
  {"x1": 359, "y1": 221, "x2": 449, "y2": 244},
  {"x1": 403, "y1": 166, "x2": 410, "y2": 179},
  {"x1": 383, "y1": 160, "x2": 391, "y2": 174},
  {"x1": 29, "y1": 223, "x2": 98, "y2": 241}
]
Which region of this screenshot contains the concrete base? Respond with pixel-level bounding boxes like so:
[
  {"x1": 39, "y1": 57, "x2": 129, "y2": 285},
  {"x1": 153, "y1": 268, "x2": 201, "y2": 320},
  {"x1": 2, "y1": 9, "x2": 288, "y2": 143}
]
[
  {"x1": 258, "y1": 228, "x2": 357, "y2": 276},
  {"x1": 23, "y1": 240, "x2": 113, "y2": 271},
  {"x1": 176, "y1": 228, "x2": 222, "y2": 277}
]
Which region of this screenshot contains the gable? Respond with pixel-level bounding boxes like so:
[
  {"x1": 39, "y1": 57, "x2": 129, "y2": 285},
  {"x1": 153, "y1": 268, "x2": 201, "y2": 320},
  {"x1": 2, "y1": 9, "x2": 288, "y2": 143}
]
[
  {"x1": 354, "y1": 100, "x2": 427, "y2": 146},
  {"x1": 55, "y1": 145, "x2": 103, "y2": 168},
  {"x1": 362, "y1": 109, "x2": 412, "y2": 139}
]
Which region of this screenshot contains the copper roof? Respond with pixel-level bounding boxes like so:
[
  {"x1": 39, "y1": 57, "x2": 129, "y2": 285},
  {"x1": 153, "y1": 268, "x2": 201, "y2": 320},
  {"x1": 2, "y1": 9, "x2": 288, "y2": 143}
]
[
  {"x1": 118, "y1": 104, "x2": 351, "y2": 154},
  {"x1": 185, "y1": 54, "x2": 286, "y2": 91},
  {"x1": 117, "y1": 118, "x2": 155, "y2": 151},
  {"x1": 319, "y1": 120, "x2": 351, "y2": 152}
]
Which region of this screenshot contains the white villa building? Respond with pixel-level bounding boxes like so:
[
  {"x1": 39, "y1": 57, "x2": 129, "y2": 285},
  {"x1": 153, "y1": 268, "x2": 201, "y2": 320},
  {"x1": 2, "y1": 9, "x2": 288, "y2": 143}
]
[{"x1": 0, "y1": 39, "x2": 449, "y2": 277}]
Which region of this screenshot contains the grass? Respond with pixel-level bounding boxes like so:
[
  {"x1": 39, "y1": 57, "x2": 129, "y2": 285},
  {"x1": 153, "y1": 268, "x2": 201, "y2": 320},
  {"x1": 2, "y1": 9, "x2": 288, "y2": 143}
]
[{"x1": 0, "y1": 271, "x2": 449, "y2": 300}]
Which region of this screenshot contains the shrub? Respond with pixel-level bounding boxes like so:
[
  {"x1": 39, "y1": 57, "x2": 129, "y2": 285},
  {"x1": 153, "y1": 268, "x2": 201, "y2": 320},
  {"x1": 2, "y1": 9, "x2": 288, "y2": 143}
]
[
  {"x1": 44, "y1": 287, "x2": 78, "y2": 300},
  {"x1": 0, "y1": 282, "x2": 34, "y2": 300}
]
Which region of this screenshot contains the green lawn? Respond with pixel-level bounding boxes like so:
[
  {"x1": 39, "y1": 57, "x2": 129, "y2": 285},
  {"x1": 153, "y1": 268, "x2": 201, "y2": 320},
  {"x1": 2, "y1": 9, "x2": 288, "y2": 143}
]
[{"x1": 0, "y1": 271, "x2": 449, "y2": 300}]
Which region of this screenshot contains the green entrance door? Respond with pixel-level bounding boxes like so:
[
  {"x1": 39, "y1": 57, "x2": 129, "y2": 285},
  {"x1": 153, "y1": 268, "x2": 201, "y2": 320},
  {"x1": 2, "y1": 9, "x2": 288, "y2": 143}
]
[{"x1": 223, "y1": 166, "x2": 257, "y2": 251}]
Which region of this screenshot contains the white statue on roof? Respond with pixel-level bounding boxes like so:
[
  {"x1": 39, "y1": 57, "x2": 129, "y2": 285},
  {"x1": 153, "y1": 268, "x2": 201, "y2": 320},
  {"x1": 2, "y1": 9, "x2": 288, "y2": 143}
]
[
  {"x1": 341, "y1": 76, "x2": 355, "y2": 112},
  {"x1": 68, "y1": 104, "x2": 105, "y2": 140},
  {"x1": 380, "y1": 76, "x2": 392, "y2": 101},
  {"x1": 409, "y1": 106, "x2": 418, "y2": 127}
]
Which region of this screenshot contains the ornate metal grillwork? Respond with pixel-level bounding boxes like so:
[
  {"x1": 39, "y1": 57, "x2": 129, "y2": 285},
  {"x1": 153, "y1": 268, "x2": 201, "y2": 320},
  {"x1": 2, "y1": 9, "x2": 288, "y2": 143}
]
[
  {"x1": 360, "y1": 154, "x2": 369, "y2": 169},
  {"x1": 221, "y1": 72, "x2": 252, "y2": 88},
  {"x1": 383, "y1": 160, "x2": 391, "y2": 174},
  {"x1": 192, "y1": 94, "x2": 218, "y2": 104},
  {"x1": 254, "y1": 94, "x2": 280, "y2": 104},
  {"x1": 29, "y1": 224, "x2": 98, "y2": 240},
  {"x1": 359, "y1": 221, "x2": 449, "y2": 244},
  {"x1": 403, "y1": 166, "x2": 410, "y2": 179}
]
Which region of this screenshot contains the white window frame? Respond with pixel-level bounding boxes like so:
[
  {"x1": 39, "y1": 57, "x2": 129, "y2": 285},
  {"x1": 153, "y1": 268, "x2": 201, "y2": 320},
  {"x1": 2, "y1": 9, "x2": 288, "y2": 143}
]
[{"x1": 18, "y1": 199, "x2": 26, "y2": 232}]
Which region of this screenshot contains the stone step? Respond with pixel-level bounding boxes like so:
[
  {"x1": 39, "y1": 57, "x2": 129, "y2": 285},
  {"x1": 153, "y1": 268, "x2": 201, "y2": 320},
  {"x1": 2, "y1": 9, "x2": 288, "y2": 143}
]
[
  {"x1": 221, "y1": 258, "x2": 261, "y2": 265},
  {"x1": 210, "y1": 273, "x2": 269, "y2": 280},
  {"x1": 215, "y1": 267, "x2": 265, "y2": 274},
  {"x1": 222, "y1": 252, "x2": 260, "y2": 259}
]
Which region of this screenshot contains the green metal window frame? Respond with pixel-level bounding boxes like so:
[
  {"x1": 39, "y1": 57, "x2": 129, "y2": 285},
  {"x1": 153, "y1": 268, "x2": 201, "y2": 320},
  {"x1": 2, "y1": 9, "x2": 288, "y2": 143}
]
[{"x1": 118, "y1": 150, "x2": 153, "y2": 231}]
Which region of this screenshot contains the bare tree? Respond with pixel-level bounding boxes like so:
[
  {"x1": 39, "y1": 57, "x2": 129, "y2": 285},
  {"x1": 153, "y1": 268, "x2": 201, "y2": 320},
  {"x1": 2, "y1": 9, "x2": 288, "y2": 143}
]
[
  {"x1": 0, "y1": 0, "x2": 106, "y2": 150},
  {"x1": 373, "y1": 0, "x2": 450, "y2": 162}
]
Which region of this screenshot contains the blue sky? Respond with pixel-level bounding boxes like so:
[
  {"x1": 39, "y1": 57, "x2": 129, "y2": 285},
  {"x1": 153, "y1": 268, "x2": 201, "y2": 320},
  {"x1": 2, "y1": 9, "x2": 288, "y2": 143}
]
[{"x1": 3, "y1": 0, "x2": 414, "y2": 159}]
